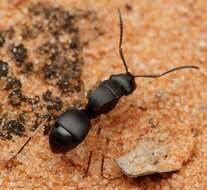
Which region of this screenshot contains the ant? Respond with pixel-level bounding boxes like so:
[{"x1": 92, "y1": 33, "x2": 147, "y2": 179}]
[
  {"x1": 9, "y1": 9, "x2": 199, "y2": 177},
  {"x1": 49, "y1": 10, "x2": 199, "y2": 153}
]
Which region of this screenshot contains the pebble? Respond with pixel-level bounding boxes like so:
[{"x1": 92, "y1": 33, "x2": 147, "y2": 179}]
[{"x1": 0, "y1": 60, "x2": 9, "y2": 77}]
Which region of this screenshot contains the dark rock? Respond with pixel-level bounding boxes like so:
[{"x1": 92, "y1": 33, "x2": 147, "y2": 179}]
[
  {"x1": 0, "y1": 60, "x2": 9, "y2": 77},
  {"x1": 1, "y1": 120, "x2": 25, "y2": 139},
  {"x1": 8, "y1": 89, "x2": 24, "y2": 106},
  {"x1": 6, "y1": 76, "x2": 22, "y2": 90},
  {"x1": 11, "y1": 43, "x2": 28, "y2": 63}
]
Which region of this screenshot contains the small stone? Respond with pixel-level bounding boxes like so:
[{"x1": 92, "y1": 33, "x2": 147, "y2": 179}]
[
  {"x1": 42, "y1": 90, "x2": 52, "y2": 101},
  {"x1": 115, "y1": 139, "x2": 194, "y2": 177},
  {"x1": 29, "y1": 96, "x2": 40, "y2": 110},
  {"x1": 38, "y1": 42, "x2": 59, "y2": 56},
  {"x1": 42, "y1": 90, "x2": 63, "y2": 111},
  {"x1": 47, "y1": 97, "x2": 63, "y2": 111},
  {"x1": 43, "y1": 64, "x2": 58, "y2": 79},
  {"x1": 8, "y1": 89, "x2": 24, "y2": 106},
  {"x1": 21, "y1": 25, "x2": 39, "y2": 39},
  {"x1": 21, "y1": 61, "x2": 34, "y2": 73},
  {"x1": 11, "y1": 43, "x2": 28, "y2": 63},
  {"x1": 57, "y1": 74, "x2": 71, "y2": 92},
  {"x1": 6, "y1": 76, "x2": 22, "y2": 90},
  {"x1": 69, "y1": 37, "x2": 79, "y2": 49},
  {"x1": 0, "y1": 60, "x2": 9, "y2": 77},
  {"x1": 2, "y1": 120, "x2": 25, "y2": 139}
]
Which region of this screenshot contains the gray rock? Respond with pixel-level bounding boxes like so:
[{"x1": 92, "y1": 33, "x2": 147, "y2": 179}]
[{"x1": 115, "y1": 140, "x2": 192, "y2": 177}]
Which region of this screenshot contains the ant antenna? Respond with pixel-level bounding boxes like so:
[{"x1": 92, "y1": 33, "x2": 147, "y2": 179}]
[
  {"x1": 118, "y1": 9, "x2": 129, "y2": 73},
  {"x1": 117, "y1": 10, "x2": 199, "y2": 77},
  {"x1": 133, "y1": 65, "x2": 199, "y2": 78}
]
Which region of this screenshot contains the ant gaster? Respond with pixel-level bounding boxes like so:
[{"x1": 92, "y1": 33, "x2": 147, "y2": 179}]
[{"x1": 49, "y1": 10, "x2": 199, "y2": 153}]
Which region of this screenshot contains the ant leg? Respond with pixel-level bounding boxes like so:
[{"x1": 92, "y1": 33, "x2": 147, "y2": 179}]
[
  {"x1": 83, "y1": 124, "x2": 102, "y2": 178},
  {"x1": 100, "y1": 153, "x2": 107, "y2": 179},
  {"x1": 83, "y1": 151, "x2": 92, "y2": 178},
  {"x1": 100, "y1": 138, "x2": 123, "y2": 180}
]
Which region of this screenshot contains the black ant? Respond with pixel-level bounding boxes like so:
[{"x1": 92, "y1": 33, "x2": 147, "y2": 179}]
[
  {"x1": 49, "y1": 10, "x2": 199, "y2": 153},
  {"x1": 9, "y1": 10, "x2": 199, "y2": 176}
]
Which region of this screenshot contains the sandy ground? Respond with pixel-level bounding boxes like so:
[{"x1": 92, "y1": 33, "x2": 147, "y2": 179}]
[{"x1": 0, "y1": 0, "x2": 207, "y2": 189}]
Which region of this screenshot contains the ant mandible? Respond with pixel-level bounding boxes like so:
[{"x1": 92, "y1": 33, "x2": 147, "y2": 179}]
[{"x1": 49, "y1": 9, "x2": 199, "y2": 153}]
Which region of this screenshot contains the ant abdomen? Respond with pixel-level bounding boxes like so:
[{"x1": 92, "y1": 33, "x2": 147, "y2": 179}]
[{"x1": 49, "y1": 109, "x2": 91, "y2": 153}]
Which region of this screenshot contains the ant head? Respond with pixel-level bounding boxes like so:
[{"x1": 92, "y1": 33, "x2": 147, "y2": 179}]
[
  {"x1": 49, "y1": 109, "x2": 91, "y2": 153},
  {"x1": 110, "y1": 72, "x2": 136, "y2": 95}
]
